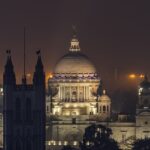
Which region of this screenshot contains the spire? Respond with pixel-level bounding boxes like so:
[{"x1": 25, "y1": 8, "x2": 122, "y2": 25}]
[
  {"x1": 97, "y1": 80, "x2": 103, "y2": 96},
  {"x1": 35, "y1": 50, "x2": 43, "y2": 71},
  {"x1": 22, "y1": 27, "x2": 26, "y2": 84},
  {"x1": 3, "y1": 50, "x2": 16, "y2": 85},
  {"x1": 33, "y1": 50, "x2": 45, "y2": 86},
  {"x1": 69, "y1": 26, "x2": 80, "y2": 52}
]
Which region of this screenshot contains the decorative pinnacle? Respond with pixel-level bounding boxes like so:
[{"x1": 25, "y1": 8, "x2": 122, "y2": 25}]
[
  {"x1": 72, "y1": 25, "x2": 77, "y2": 38},
  {"x1": 36, "y1": 49, "x2": 41, "y2": 56},
  {"x1": 6, "y1": 50, "x2": 11, "y2": 57},
  {"x1": 69, "y1": 26, "x2": 80, "y2": 52}
]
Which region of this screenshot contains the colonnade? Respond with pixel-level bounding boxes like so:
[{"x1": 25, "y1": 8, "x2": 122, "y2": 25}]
[{"x1": 59, "y1": 86, "x2": 91, "y2": 102}]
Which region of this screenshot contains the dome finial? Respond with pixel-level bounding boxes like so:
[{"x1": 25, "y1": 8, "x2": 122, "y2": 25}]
[
  {"x1": 72, "y1": 25, "x2": 77, "y2": 38},
  {"x1": 103, "y1": 90, "x2": 106, "y2": 95},
  {"x1": 69, "y1": 26, "x2": 80, "y2": 52}
]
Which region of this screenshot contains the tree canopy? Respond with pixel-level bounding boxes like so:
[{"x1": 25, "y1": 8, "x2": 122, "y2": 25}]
[
  {"x1": 79, "y1": 124, "x2": 119, "y2": 150},
  {"x1": 132, "y1": 138, "x2": 150, "y2": 150}
]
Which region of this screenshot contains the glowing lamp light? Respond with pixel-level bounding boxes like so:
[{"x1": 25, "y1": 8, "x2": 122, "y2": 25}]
[
  {"x1": 128, "y1": 73, "x2": 144, "y2": 79},
  {"x1": 26, "y1": 73, "x2": 31, "y2": 78},
  {"x1": 48, "y1": 73, "x2": 53, "y2": 79},
  {"x1": 58, "y1": 141, "x2": 62, "y2": 145},
  {"x1": 73, "y1": 141, "x2": 77, "y2": 145}
]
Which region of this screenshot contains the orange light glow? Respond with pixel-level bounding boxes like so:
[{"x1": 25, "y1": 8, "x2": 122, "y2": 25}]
[
  {"x1": 26, "y1": 73, "x2": 31, "y2": 78},
  {"x1": 47, "y1": 73, "x2": 53, "y2": 79},
  {"x1": 129, "y1": 74, "x2": 136, "y2": 79},
  {"x1": 128, "y1": 73, "x2": 144, "y2": 79},
  {"x1": 139, "y1": 74, "x2": 144, "y2": 78}
]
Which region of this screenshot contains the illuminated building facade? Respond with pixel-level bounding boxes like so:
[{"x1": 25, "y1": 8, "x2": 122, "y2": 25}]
[
  {"x1": 45, "y1": 35, "x2": 150, "y2": 150},
  {"x1": 48, "y1": 35, "x2": 102, "y2": 116}
]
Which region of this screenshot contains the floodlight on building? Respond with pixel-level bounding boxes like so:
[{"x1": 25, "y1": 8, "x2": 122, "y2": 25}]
[
  {"x1": 58, "y1": 141, "x2": 62, "y2": 145},
  {"x1": 73, "y1": 141, "x2": 78, "y2": 145},
  {"x1": 64, "y1": 141, "x2": 68, "y2": 145},
  {"x1": 48, "y1": 141, "x2": 51, "y2": 145}
]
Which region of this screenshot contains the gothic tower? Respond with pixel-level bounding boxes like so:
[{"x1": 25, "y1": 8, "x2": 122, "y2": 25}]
[
  {"x1": 3, "y1": 51, "x2": 45, "y2": 150},
  {"x1": 137, "y1": 75, "x2": 150, "y2": 114}
]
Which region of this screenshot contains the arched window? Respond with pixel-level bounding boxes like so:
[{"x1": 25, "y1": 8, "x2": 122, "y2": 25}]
[
  {"x1": 26, "y1": 98, "x2": 32, "y2": 122},
  {"x1": 107, "y1": 106, "x2": 109, "y2": 112},
  {"x1": 99, "y1": 106, "x2": 101, "y2": 113},
  {"x1": 15, "y1": 98, "x2": 21, "y2": 122},
  {"x1": 16, "y1": 140, "x2": 21, "y2": 150},
  {"x1": 103, "y1": 106, "x2": 106, "y2": 112}
]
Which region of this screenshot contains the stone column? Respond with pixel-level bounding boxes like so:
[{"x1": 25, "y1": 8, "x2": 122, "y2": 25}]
[
  {"x1": 64, "y1": 86, "x2": 66, "y2": 101},
  {"x1": 77, "y1": 86, "x2": 79, "y2": 102},
  {"x1": 60, "y1": 86, "x2": 62, "y2": 100},
  {"x1": 88, "y1": 86, "x2": 90, "y2": 100},
  {"x1": 70, "y1": 86, "x2": 71, "y2": 102},
  {"x1": 62, "y1": 86, "x2": 64, "y2": 101},
  {"x1": 59, "y1": 86, "x2": 60, "y2": 99}
]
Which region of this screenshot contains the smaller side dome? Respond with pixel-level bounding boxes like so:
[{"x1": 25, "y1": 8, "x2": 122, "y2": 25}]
[{"x1": 99, "y1": 90, "x2": 111, "y2": 102}]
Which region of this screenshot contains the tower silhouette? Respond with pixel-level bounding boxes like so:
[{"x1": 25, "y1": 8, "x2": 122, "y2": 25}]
[{"x1": 3, "y1": 51, "x2": 45, "y2": 150}]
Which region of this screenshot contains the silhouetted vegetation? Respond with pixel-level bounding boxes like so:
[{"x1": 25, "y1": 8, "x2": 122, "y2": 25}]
[
  {"x1": 79, "y1": 124, "x2": 119, "y2": 150},
  {"x1": 132, "y1": 138, "x2": 150, "y2": 150},
  {"x1": 61, "y1": 145, "x2": 78, "y2": 150}
]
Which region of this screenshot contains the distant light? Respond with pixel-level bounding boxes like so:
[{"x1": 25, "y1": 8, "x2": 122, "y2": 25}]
[
  {"x1": 26, "y1": 73, "x2": 31, "y2": 78},
  {"x1": 128, "y1": 73, "x2": 145, "y2": 79},
  {"x1": 129, "y1": 74, "x2": 136, "y2": 79},
  {"x1": 48, "y1": 73, "x2": 53, "y2": 79},
  {"x1": 139, "y1": 74, "x2": 144, "y2": 78}
]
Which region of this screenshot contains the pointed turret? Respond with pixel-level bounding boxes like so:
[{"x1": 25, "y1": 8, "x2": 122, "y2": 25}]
[
  {"x1": 3, "y1": 50, "x2": 16, "y2": 85},
  {"x1": 97, "y1": 80, "x2": 103, "y2": 96},
  {"x1": 33, "y1": 50, "x2": 45, "y2": 86}
]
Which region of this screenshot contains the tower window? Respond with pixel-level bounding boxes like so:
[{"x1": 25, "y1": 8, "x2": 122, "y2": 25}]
[
  {"x1": 103, "y1": 106, "x2": 106, "y2": 112},
  {"x1": 107, "y1": 106, "x2": 109, "y2": 112},
  {"x1": 15, "y1": 98, "x2": 21, "y2": 122},
  {"x1": 26, "y1": 98, "x2": 32, "y2": 122}
]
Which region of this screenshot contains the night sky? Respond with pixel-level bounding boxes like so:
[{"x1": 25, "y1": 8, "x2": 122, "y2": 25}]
[{"x1": 0, "y1": 1, "x2": 150, "y2": 94}]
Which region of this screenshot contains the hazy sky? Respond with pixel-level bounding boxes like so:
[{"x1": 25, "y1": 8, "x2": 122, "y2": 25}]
[{"x1": 0, "y1": 1, "x2": 150, "y2": 91}]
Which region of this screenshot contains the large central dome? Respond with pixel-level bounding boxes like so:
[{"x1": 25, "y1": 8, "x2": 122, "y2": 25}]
[{"x1": 54, "y1": 36, "x2": 97, "y2": 74}]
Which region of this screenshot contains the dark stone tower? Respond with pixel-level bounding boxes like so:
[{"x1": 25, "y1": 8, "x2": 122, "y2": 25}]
[
  {"x1": 137, "y1": 75, "x2": 150, "y2": 114},
  {"x1": 3, "y1": 50, "x2": 16, "y2": 150},
  {"x1": 3, "y1": 51, "x2": 45, "y2": 150}
]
